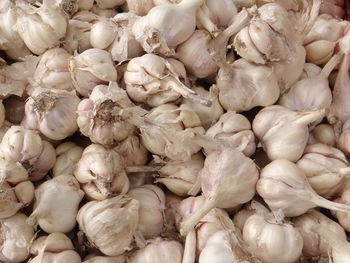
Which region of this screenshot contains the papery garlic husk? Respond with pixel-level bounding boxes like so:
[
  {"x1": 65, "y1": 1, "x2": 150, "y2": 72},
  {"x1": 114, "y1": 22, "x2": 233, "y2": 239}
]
[
  {"x1": 205, "y1": 111, "x2": 256, "y2": 156},
  {"x1": 300, "y1": 63, "x2": 322, "y2": 79},
  {"x1": 132, "y1": 0, "x2": 203, "y2": 55},
  {"x1": 252, "y1": 106, "x2": 326, "y2": 162},
  {"x1": 77, "y1": 83, "x2": 136, "y2": 146},
  {"x1": 70, "y1": 48, "x2": 118, "y2": 97},
  {"x1": 0, "y1": 126, "x2": 56, "y2": 181},
  {"x1": 29, "y1": 48, "x2": 74, "y2": 91},
  {"x1": 28, "y1": 175, "x2": 84, "y2": 233},
  {"x1": 296, "y1": 143, "x2": 350, "y2": 198},
  {"x1": 21, "y1": 88, "x2": 80, "y2": 140},
  {"x1": 83, "y1": 256, "x2": 126, "y2": 263},
  {"x1": 14, "y1": 2, "x2": 68, "y2": 55},
  {"x1": 63, "y1": 18, "x2": 93, "y2": 53},
  {"x1": 125, "y1": 0, "x2": 154, "y2": 16},
  {"x1": 180, "y1": 147, "x2": 259, "y2": 235},
  {"x1": 243, "y1": 212, "x2": 303, "y2": 263},
  {"x1": 257, "y1": 159, "x2": 350, "y2": 217},
  {"x1": 156, "y1": 153, "x2": 204, "y2": 197},
  {"x1": 217, "y1": 59, "x2": 280, "y2": 112},
  {"x1": 181, "y1": 86, "x2": 224, "y2": 130},
  {"x1": 90, "y1": 18, "x2": 118, "y2": 49},
  {"x1": 114, "y1": 135, "x2": 148, "y2": 167},
  {"x1": 74, "y1": 144, "x2": 129, "y2": 200},
  {"x1": 305, "y1": 40, "x2": 336, "y2": 65},
  {"x1": 77, "y1": 195, "x2": 139, "y2": 256},
  {"x1": 14, "y1": 181, "x2": 34, "y2": 206},
  {"x1": 0, "y1": 213, "x2": 34, "y2": 263},
  {"x1": 3, "y1": 96, "x2": 25, "y2": 124},
  {"x1": 338, "y1": 119, "x2": 350, "y2": 155},
  {"x1": 308, "y1": 123, "x2": 336, "y2": 146},
  {"x1": 128, "y1": 238, "x2": 183, "y2": 263},
  {"x1": 128, "y1": 184, "x2": 166, "y2": 239},
  {"x1": 0, "y1": 157, "x2": 28, "y2": 185},
  {"x1": 53, "y1": 142, "x2": 83, "y2": 177},
  {"x1": 294, "y1": 209, "x2": 347, "y2": 257}
]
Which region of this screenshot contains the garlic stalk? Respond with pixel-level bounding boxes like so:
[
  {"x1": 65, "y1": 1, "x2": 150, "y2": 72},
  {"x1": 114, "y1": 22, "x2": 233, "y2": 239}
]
[
  {"x1": 74, "y1": 144, "x2": 129, "y2": 200},
  {"x1": 252, "y1": 106, "x2": 326, "y2": 162},
  {"x1": 309, "y1": 123, "x2": 336, "y2": 146},
  {"x1": 53, "y1": 142, "x2": 83, "y2": 177},
  {"x1": 83, "y1": 256, "x2": 126, "y2": 263},
  {"x1": 28, "y1": 175, "x2": 84, "y2": 233},
  {"x1": 3, "y1": 96, "x2": 25, "y2": 124},
  {"x1": 77, "y1": 195, "x2": 139, "y2": 256},
  {"x1": 180, "y1": 147, "x2": 259, "y2": 235},
  {"x1": 125, "y1": 0, "x2": 154, "y2": 16},
  {"x1": 257, "y1": 159, "x2": 350, "y2": 217}
]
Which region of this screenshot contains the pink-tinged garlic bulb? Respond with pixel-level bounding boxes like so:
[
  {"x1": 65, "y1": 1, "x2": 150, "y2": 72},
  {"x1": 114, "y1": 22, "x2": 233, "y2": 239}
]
[
  {"x1": 83, "y1": 256, "x2": 126, "y2": 263},
  {"x1": 132, "y1": 0, "x2": 203, "y2": 55},
  {"x1": 279, "y1": 53, "x2": 341, "y2": 111},
  {"x1": 128, "y1": 184, "x2": 166, "y2": 239},
  {"x1": 294, "y1": 209, "x2": 347, "y2": 258},
  {"x1": 125, "y1": 0, "x2": 154, "y2": 16},
  {"x1": 77, "y1": 83, "x2": 136, "y2": 147},
  {"x1": 0, "y1": 126, "x2": 56, "y2": 181},
  {"x1": 22, "y1": 88, "x2": 80, "y2": 140},
  {"x1": 3, "y1": 96, "x2": 25, "y2": 124},
  {"x1": 309, "y1": 123, "x2": 336, "y2": 146},
  {"x1": 53, "y1": 142, "x2": 83, "y2": 177},
  {"x1": 74, "y1": 144, "x2": 129, "y2": 200},
  {"x1": 30, "y1": 232, "x2": 81, "y2": 263},
  {"x1": 257, "y1": 159, "x2": 350, "y2": 217},
  {"x1": 217, "y1": 59, "x2": 280, "y2": 112},
  {"x1": 205, "y1": 111, "x2": 256, "y2": 156},
  {"x1": 28, "y1": 175, "x2": 84, "y2": 233},
  {"x1": 77, "y1": 195, "x2": 139, "y2": 256},
  {"x1": 14, "y1": 2, "x2": 68, "y2": 55},
  {"x1": 338, "y1": 119, "x2": 350, "y2": 155},
  {"x1": 124, "y1": 54, "x2": 209, "y2": 107},
  {"x1": 128, "y1": 238, "x2": 183, "y2": 263},
  {"x1": 252, "y1": 106, "x2": 326, "y2": 162},
  {"x1": 0, "y1": 213, "x2": 34, "y2": 263},
  {"x1": 90, "y1": 18, "x2": 118, "y2": 49},
  {"x1": 69, "y1": 48, "x2": 118, "y2": 97},
  {"x1": 180, "y1": 148, "x2": 259, "y2": 235},
  {"x1": 114, "y1": 135, "x2": 148, "y2": 167},
  {"x1": 296, "y1": 143, "x2": 350, "y2": 198},
  {"x1": 243, "y1": 212, "x2": 303, "y2": 263},
  {"x1": 29, "y1": 48, "x2": 73, "y2": 91},
  {"x1": 156, "y1": 154, "x2": 204, "y2": 197},
  {"x1": 333, "y1": 189, "x2": 350, "y2": 232}
]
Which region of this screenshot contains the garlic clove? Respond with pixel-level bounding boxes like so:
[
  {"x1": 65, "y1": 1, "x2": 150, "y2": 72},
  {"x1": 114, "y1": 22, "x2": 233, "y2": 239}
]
[
  {"x1": 0, "y1": 182, "x2": 22, "y2": 219},
  {"x1": 53, "y1": 142, "x2": 83, "y2": 177},
  {"x1": 95, "y1": 0, "x2": 125, "y2": 9},
  {"x1": 114, "y1": 135, "x2": 148, "y2": 167},
  {"x1": 14, "y1": 181, "x2": 34, "y2": 207},
  {"x1": 0, "y1": 158, "x2": 28, "y2": 185},
  {"x1": 30, "y1": 232, "x2": 74, "y2": 255},
  {"x1": 90, "y1": 19, "x2": 118, "y2": 49},
  {"x1": 338, "y1": 119, "x2": 350, "y2": 155},
  {"x1": 309, "y1": 123, "x2": 336, "y2": 146},
  {"x1": 305, "y1": 40, "x2": 336, "y2": 65}
]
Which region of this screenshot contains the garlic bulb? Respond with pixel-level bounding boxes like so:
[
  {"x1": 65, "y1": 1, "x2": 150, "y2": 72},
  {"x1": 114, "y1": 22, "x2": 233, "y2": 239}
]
[
  {"x1": 257, "y1": 159, "x2": 350, "y2": 217},
  {"x1": 128, "y1": 238, "x2": 183, "y2": 263},
  {"x1": 0, "y1": 126, "x2": 56, "y2": 181},
  {"x1": 83, "y1": 256, "x2": 126, "y2": 263},
  {"x1": 77, "y1": 195, "x2": 139, "y2": 256},
  {"x1": 90, "y1": 18, "x2": 117, "y2": 49},
  {"x1": 300, "y1": 63, "x2": 322, "y2": 79},
  {"x1": 22, "y1": 87, "x2": 80, "y2": 140},
  {"x1": 3, "y1": 96, "x2": 25, "y2": 124},
  {"x1": 309, "y1": 123, "x2": 336, "y2": 146},
  {"x1": 125, "y1": 0, "x2": 154, "y2": 16},
  {"x1": 296, "y1": 143, "x2": 350, "y2": 198},
  {"x1": 77, "y1": 83, "x2": 136, "y2": 146},
  {"x1": 28, "y1": 175, "x2": 84, "y2": 233},
  {"x1": 217, "y1": 59, "x2": 280, "y2": 112},
  {"x1": 180, "y1": 147, "x2": 259, "y2": 235},
  {"x1": 53, "y1": 142, "x2": 83, "y2": 177},
  {"x1": 205, "y1": 111, "x2": 256, "y2": 156},
  {"x1": 29, "y1": 48, "x2": 73, "y2": 91},
  {"x1": 132, "y1": 0, "x2": 203, "y2": 55},
  {"x1": 74, "y1": 144, "x2": 129, "y2": 200},
  {"x1": 69, "y1": 48, "x2": 118, "y2": 97},
  {"x1": 333, "y1": 189, "x2": 350, "y2": 232},
  {"x1": 0, "y1": 213, "x2": 34, "y2": 263},
  {"x1": 14, "y1": 3, "x2": 68, "y2": 55},
  {"x1": 30, "y1": 251, "x2": 82, "y2": 263},
  {"x1": 294, "y1": 209, "x2": 347, "y2": 257},
  {"x1": 243, "y1": 212, "x2": 303, "y2": 263},
  {"x1": 114, "y1": 135, "x2": 148, "y2": 167},
  {"x1": 128, "y1": 184, "x2": 166, "y2": 239},
  {"x1": 252, "y1": 106, "x2": 326, "y2": 162},
  {"x1": 156, "y1": 154, "x2": 204, "y2": 196}
]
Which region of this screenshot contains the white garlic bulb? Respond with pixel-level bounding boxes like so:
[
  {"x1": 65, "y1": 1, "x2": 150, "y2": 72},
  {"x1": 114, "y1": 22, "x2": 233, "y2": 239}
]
[
  {"x1": 77, "y1": 195, "x2": 139, "y2": 256},
  {"x1": 53, "y1": 142, "x2": 83, "y2": 177}
]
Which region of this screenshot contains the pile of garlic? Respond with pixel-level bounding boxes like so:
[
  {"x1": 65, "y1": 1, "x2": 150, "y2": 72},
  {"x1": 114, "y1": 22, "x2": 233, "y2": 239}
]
[{"x1": 0, "y1": 0, "x2": 350, "y2": 262}]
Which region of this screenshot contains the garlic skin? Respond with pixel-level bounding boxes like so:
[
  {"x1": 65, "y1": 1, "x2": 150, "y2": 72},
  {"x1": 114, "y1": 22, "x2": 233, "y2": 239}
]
[
  {"x1": 125, "y1": 0, "x2": 154, "y2": 16},
  {"x1": 128, "y1": 184, "x2": 166, "y2": 239},
  {"x1": 309, "y1": 123, "x2": 336, "y2": 146},
  {"x1": 53, "y1": 142, "x2": 83, "y2": 177},
  {"x1": 14, "y1": 3, "x2": 68, "y2": 55},
  {"x1": 156, "y1": 154, "x2": 204, "y2": 196},
  {"x1": 114, "y1": 135, "x2": 148, "y2": 167},
  {"x1": 69, "y1": 48, "x2": 118, "y2": 97},
  {"x1": 132, "y1": 0, "x2": 203, "y2": 55},
  {"x1": 83, "y1": 256, "x2": 126, "y2": 263},
  {"x1": 74, "y1": 144, "x2": 129, "y2": 200},
  {"x1": 77, "y1": 83, "x2": 136, "y2": 146},
  {"x1": 0, "y1": 126, "x2": 56, "y2": 181},
  {"x1": 90, "y1": 19, "x2": 117, "y2": 49},
  {"x1": 205, "y1": 111, "x2": 256, "y2": 156},
  {"x1": 252, "y1": 106, "x2": 326, "y2": 162},
  {"x1": 296, "y1": 143, "x2": 350, "y2": 198},
  {"x1": 28, "y1": 175, "x2": 84, "y2": 233},
  {"x1": 129, "y1": 238, "x2": 183, "y2": 263},
  {"x1": 3, "y1": 96, "x2": 25, "y2": 124},
  {"x1": 243, "y1": 213, "x2": 303, "y2": 263},
  {"x1": 29, "y1": 48, "x2": 73, "y2": 91},
  {"x1": 77, "y1": 195, "x2": 139, "y2": 256},
  {"x1": 217, "y1": 59, "x2": 280, "y2": 112}
]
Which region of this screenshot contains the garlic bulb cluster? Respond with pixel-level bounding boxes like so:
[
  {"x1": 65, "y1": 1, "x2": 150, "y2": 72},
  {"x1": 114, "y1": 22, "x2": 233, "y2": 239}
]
[
  {"x1": 53, "y1": 142, "x2": 83, "y2": 177},
  {"x1": 77, "y1": 195, "x2": 139, "y2": 256}
]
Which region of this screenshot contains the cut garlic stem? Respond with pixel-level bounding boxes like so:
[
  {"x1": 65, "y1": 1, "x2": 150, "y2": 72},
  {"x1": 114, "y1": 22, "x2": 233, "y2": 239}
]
[{"x1": 182, "y1": 229, "x2": 197, "y2": 263}]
